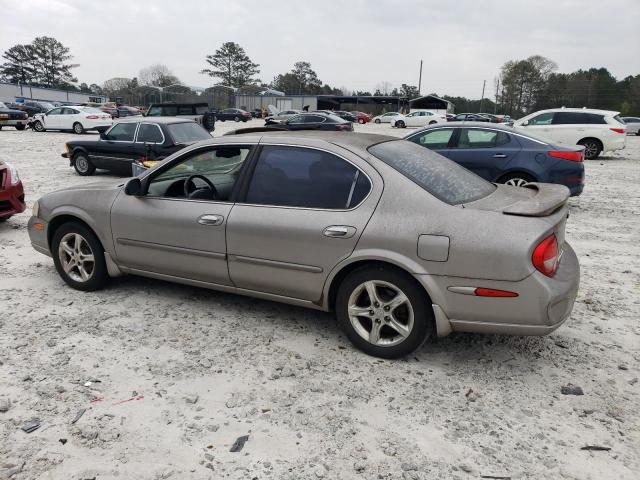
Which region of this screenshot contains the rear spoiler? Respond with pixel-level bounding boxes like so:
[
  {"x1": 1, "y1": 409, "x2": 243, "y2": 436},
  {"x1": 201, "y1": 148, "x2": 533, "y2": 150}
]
[{"x1": 502, "y1": 183, "x2": 570, "y2": 217}]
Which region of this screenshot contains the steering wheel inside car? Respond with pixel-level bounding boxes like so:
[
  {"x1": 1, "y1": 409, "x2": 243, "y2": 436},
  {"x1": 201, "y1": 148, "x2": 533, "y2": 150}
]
[{"x1": 183, "y1": 174, "x2": 218, "y2": 200}]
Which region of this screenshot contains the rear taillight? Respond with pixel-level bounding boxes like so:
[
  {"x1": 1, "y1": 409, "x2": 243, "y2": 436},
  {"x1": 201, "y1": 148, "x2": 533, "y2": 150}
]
[
  {"x1": 532, "y1": 234, "x2": 559, "y2": 277},
  {"x1": 610, "y1": 128, "x2": 625, "y2": 134},
  {"x1": 549, "y1": 150, "x2": 583, "y2": 162},
  {"x1": 86, "y1": 115, "x2": 99, "y2": 119}
]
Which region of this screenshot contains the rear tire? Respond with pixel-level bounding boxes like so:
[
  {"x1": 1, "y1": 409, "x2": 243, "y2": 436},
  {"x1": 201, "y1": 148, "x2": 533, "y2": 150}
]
[
  {"x1": 73, "y1": 122, "x2": 84, "y2": 134},
  {"x1": 73, "y1": 153, "x2": 96, "y2": 176},
  {"x1": 52, "y1": 222, "x2": 108, "y2": 291},
  {"x1": 33, "y1": 120, "x2": 45, "y2": 132},
  {"x1": 498, "y1": 172, "x2": 536, "y2": 187},
  {"x1": 577, "y1": 138, "x2": 602, "y2": 160},
  {"x1": 374, "y1": 119, "x2": 381, "y2": 124},
  {"x1": 234, "y1": 116, "x2": 240, "y2": 122},
  {"x1": 336, "y1": 266, "x2": 433, "y2": 359},
  {"x1": 396, "y1": 120, "x2": 405, "y2": 128}
]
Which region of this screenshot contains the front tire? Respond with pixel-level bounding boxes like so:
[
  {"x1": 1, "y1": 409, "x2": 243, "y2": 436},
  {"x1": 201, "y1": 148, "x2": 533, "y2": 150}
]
[
  {"x1": 33, "y1": 120, "x2": 45, "y2": 132},
  {"x1": 578, "y1": 138, "x2": 602, "y2": 160},
  {"x1": 336, "y1": 266, "x2": 433, "y2": 359},
  {"x1": 73, "y1": 122, "x2": 85, "y2": 134},
  {"x1": 374, "y1": 119, "x2": 381, "y2": 124},
  {"x1": 73, "y1": 153, "x2": 96, "y2": 176},
  {"x1": 234, "y1": 116, "x2": 240, "y2": 122},
  {"x1": 15, "y1": 124, "x2": 26, "y2": 131},
  {"x1": 358, "y1": 119, "x2": 365, "y2": 124},
  {"x1": 52, "y1": 222, "x2": 108, "y2": 291}
]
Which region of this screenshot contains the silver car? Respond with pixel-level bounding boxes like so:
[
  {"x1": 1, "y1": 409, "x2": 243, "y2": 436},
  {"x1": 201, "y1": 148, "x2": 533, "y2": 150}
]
[
  {"x1": 621, "y1": 116, "x2": 640, "y2": 136},
  {"x1": 28, "y1": 132, "x2": 580, "y2": 358}
]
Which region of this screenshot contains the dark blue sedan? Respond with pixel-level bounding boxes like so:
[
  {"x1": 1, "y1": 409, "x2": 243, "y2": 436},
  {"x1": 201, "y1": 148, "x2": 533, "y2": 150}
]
[{"x1": 404, "y1": 122, "x2": 585, "y2": 196}]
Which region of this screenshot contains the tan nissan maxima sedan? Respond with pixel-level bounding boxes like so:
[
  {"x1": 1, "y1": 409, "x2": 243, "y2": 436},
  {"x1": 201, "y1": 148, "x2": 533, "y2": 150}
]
[{"x1": 28, "y1": 132, "x2": 580, "y2": 358}]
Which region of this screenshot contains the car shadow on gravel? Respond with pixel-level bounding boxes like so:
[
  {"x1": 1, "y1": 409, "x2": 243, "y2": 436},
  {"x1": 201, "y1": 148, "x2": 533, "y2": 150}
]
[{"x1": 107, "y1": 273, "x2": 571, "y2": 367}]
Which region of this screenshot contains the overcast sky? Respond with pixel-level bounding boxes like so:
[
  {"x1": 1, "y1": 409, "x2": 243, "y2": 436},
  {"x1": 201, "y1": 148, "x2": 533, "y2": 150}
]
[{"x1": 2, "y1": 0, "x2": 639, "y2": 98}]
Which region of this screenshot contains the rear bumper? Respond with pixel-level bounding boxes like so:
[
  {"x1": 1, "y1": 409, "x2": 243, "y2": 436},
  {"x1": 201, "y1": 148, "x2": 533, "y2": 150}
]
[
  {"x1": 0, "y1": 181, "x2": 26, "y2": 218},
  {"x1": 417, "y1": 242, "x2": 580, "y2": 337},
  {"x1": 604, "y1": 135, "x2": 626, "y2": 152}
]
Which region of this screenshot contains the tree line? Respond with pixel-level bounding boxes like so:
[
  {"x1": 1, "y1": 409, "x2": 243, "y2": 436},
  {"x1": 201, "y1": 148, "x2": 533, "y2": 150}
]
[{"x1": 1, "y1": 38, "x2": 638, "y2": 115}]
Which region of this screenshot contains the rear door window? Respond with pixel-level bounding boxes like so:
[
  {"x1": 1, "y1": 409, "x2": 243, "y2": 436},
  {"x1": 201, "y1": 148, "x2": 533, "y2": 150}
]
[
  {"x1": 304, "y1": 115, "x2": 326, "y2": 123},
  {"x1": 177, "y1": 106, "x2": 194, "y2": 115},
  {"x1": 136, "y1": 123, "x2": 164, "y2": 143},
  {"x1": 409, "y1": 128, "x2": 454, "y2": 149},
  {"x1": 457, "y1": 129, "x2": 510, "y2": 148},
  {"x1": 245, "y1": 146, "x2": 370, "y2": 209},
  {"x1": 368, "y1": 140, "x2": 495, "y2": 205},
  {"x1": 553, "y1": 112, "x2": 588, "y2": 124}
]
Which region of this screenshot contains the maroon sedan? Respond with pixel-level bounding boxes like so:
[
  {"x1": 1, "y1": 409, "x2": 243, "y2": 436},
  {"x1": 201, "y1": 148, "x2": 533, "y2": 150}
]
[
  {"x1": 351, "y1": 111, "x2": 371, "y2": 124},
  {"x1": 0, "y1": 162, "x2": 26, "y2": 221}
]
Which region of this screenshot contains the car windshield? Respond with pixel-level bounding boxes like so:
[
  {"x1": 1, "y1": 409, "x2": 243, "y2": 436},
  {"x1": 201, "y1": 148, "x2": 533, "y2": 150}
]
[
  {"x1": 368, "y1": 140, "x2": 496, "y2": 205},
  {"x1": 167, "y1": 122, "x2": 212, "y2": 143}
]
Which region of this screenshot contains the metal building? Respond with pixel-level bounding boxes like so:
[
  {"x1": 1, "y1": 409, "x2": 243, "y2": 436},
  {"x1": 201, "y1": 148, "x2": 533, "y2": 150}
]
[
  {"x1": 0, "y1": 82, "x2": 107, "y2": 105},
  {"x1": 408, "y1": 95, "x2": 454, "y2": 115}
]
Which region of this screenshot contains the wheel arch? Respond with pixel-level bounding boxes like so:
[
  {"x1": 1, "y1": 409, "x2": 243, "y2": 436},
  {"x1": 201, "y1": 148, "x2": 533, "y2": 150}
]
[
  {"x1": 577, "y1": 136, "x2": 603, "y2": 149},
  {"x1": 47, "y1": 211, "x2": 105, "y2": 251},
  {"x1": 495, "y1": 169, "x2": 538, "y2": 183},
  {"x1": 70, "y1": 146, "x2": 90, "y2": 164},
  {"x1": 324, "y1": 256, "x2": 450, "y2": 337}
]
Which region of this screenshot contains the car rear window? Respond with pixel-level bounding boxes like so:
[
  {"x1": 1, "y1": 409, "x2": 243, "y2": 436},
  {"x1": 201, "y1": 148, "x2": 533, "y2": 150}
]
[
  {"x1": 368, "y1": 140, "x2": 496, "y2": 205},
  {"x1": 167, "y1": 122, "x2": 212, "y2": 143}
]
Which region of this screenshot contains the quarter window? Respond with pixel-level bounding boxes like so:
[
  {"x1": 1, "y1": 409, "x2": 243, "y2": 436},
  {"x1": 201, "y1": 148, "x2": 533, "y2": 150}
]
[
  {"x1": 136, "y1": 123, "x2": 164, "y2": 143},
  {"x1": 104, "y1": 122, "x2": 137, "y2": 141},
  {"x1": 245, "y1": 146, "x2": 370, "y2": 209},
  {"x1": 409, "y1": 128, "x2": 454, "y2": 149}
]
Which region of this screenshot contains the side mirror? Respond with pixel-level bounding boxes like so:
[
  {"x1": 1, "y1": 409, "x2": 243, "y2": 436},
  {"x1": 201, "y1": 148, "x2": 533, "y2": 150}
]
[
  {"x1": 99, "y1": 131, "x2": 107, "y2": 140},
  {"x1": 124, "y1": 178, "x2": 143, "y2": 196},
  {"x1": 522, "y1": 120, "x2": 529, "y2": 126}
]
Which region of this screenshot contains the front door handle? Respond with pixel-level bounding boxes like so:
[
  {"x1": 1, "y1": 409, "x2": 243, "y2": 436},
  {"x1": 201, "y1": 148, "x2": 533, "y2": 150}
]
[
  {"x1": 198, "y1": 214, "x2": 224, "y2": 226},
  {"x1": 323, "y1": 225, "x2": 356, "y2": 238},
  {"x1": 493, "y1": 153, "x2": 507, "y2": 158}
]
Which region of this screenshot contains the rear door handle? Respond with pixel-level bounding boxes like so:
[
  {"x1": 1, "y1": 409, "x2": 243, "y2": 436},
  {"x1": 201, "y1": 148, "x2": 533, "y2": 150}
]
[
  {"x1": 493, "y1": 153, "x2": 507, "y2": 158},
  {"x1": 198, "y1": 214, "x2": 224, "y2": 226},
  {"x1": 323, "y1": 225, "x2": 356, "y2": 238}
]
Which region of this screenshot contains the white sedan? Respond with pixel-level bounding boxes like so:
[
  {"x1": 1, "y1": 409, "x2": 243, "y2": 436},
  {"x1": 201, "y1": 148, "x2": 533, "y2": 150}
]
[
  {"x1": 372, "y1": 112, "x2": 401, "y2": 124},
  {"x1": 32, "y1": 106, "x2": 113, "y2": 134},
  {"x1": 392, "y1": 111, "x2": 447, "y2": 128}
]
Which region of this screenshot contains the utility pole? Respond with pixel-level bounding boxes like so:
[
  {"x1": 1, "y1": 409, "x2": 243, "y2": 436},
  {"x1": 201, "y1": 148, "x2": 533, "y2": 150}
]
[
  {"x1": 418, "y1": 60, "x2": 423, "y2": 95},
  {"x1": 494, "y1": 78, "x2": 500, "y2": 114},
  {"x1": 479, "y1": 79, "x2": 486, "y2": 113}
]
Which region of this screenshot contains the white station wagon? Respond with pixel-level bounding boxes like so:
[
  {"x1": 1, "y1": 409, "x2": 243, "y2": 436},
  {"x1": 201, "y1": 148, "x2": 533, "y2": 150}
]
[{"x1": 514, "y1": 108, "x2": 626, "y2": 159}]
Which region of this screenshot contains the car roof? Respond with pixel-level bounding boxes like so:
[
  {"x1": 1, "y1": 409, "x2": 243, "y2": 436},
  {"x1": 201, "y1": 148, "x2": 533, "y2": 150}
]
[
  {"x1": 114, "y1": 116, "x2": 196, "y2": 124},
  {"x1": 149, "y1": 102, "x2": 208, "y2": 108},
  {"x1": 409, "y1": 121, "x2": 514, "y2": 132},
  {"x1": 210, "y1": 131, "x2": 398, "y2": 152},
  {"x1": 528, "y1": 107, "x2": 619, "y2": 116}
]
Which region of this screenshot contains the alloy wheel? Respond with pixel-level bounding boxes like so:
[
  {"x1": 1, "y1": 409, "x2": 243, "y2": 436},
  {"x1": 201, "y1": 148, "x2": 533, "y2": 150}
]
[
  {"x1": 58, "y1": 233, "x2": 95, "y2": 282},
  {"x1": 34, "y1": 121, "x2": 44, "y2": 132},
  {"x1": 504, "y1": 177, "x2": 529, "y2": 187},
  {"x1": 347, "y1": 280, "x2": 414, "y2": 347},
  {"x1": 75, "y1": 156, "x2": 89, "y2": 173},
  {"x1": 582, "y1": 141, "x2": 598, "y2": 159}
]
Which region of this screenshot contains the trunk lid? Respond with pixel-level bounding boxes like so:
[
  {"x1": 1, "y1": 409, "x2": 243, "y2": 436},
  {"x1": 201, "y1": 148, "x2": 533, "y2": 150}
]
[{"x1": 464, "y1": 183, "x2": 569, "y2": 217}]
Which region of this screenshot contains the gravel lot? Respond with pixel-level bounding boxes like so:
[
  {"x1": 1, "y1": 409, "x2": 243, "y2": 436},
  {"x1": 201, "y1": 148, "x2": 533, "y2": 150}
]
[{"x1": 0, "y1": 120, "x2": 638, "y2": 480}]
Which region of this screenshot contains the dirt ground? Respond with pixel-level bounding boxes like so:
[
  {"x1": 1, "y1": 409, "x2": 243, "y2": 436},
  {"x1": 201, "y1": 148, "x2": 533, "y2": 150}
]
[{"x1": 0, "y1": 120, "x2": 638, "y2": 480}]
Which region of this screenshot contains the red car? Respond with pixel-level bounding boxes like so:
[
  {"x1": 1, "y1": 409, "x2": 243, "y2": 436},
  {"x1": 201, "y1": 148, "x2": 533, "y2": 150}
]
[
  {"x1": 351, "y1": 111, "x2": 371, "y2": 124},
  {"x1": 0, "y1": 162, "x2": 26, "y2": 221}
]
